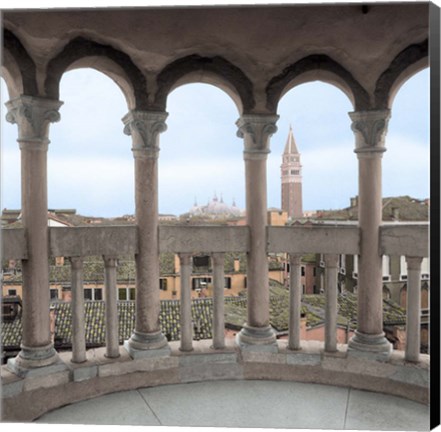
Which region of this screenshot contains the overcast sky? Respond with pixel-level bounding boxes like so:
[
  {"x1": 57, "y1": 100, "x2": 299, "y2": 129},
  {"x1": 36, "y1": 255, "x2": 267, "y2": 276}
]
[{"x1": 0, "y1": 27, "x2": 429, "y2": 218}]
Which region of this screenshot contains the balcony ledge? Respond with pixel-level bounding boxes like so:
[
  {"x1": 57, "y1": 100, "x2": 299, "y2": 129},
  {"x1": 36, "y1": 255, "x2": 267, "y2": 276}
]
[{"x1": 1, "y1": 340, "x2": 429, "y2": 422}]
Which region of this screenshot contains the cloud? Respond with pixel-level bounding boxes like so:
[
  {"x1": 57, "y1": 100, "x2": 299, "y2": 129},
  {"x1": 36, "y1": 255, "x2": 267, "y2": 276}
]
[
  {"x1": 47, "y1": 155, "x2": 135, "y2": 216},
  {"x1": 158, "y1": 156, "x2": 245, "y2": 215}
]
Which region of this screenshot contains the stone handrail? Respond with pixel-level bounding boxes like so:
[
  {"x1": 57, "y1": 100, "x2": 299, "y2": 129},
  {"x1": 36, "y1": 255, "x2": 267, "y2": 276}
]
[{"x1": 1, "y1": 223, "x2": 429, "y2": 259}]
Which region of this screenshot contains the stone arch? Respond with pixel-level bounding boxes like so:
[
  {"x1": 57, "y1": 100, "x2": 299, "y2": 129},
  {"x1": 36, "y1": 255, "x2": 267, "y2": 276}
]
[
  {"x1": 44, "y1": 37, "x2": 149, "y2": 110},
  {"x1": 265, "y1": 54, "x2": 370, "y2": 112},
  {"x1": 2, "y1": 29, "x2": 38, "y2": 98},
  {"x1": 374, "y1": 39, "x2": 428, "y2": 109},
  {"x1": 154, "y1": 55, "x2": 255, "y2": 114}
]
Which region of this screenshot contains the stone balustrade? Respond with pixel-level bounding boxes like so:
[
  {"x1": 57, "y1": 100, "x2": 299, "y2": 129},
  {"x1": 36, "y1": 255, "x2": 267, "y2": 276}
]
[{"x1": 0, "y1": 222, "x2": 430, "y2": 421}]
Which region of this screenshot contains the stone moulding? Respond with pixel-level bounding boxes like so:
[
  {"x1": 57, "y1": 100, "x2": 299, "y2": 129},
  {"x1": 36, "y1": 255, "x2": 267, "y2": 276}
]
[{"x1": 0, "y1": 340, "x2": 429, "y2": 422}]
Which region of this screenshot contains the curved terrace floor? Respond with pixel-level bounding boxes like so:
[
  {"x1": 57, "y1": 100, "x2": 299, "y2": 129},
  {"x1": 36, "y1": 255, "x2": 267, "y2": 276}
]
[{"x1": 36, "y1": 380, "x2": 429, "y2": 430}]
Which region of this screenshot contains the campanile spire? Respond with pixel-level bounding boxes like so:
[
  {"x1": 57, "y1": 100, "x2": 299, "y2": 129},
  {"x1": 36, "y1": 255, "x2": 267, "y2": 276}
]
[{"x1": 281, "y1": 125, "x2": 303, "y2": 219}]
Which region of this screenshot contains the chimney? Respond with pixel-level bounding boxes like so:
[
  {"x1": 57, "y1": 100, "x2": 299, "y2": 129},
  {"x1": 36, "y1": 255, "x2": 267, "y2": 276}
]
[
  {"x1": 234, "y1": 258, "x2": 240, "y2": 272},
  {"x1": 350, "y1": 196, "x2": 358, "y2": 207},
  {"x1": 174, "y1": 254, "x2": 180, "y2": 274}
]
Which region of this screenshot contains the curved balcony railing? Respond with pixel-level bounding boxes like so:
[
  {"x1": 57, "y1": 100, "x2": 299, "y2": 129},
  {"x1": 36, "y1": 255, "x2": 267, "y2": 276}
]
[{"x1": 1, "y1": 223, "x2": 430, "y2": 421}]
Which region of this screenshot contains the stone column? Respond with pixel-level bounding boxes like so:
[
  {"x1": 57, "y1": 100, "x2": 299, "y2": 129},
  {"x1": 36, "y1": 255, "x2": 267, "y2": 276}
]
[
  {"x1": 5, "y1": 96, "x2": 64, "y2": 376},
  {"x1": 405, "y1": 256, "x2": 423, "y2": 362},
  {"x1": 347, "y1": 110, "x2": 392, "y2": 360},
  {"x1": 179, "y1": 253, "x2": 193, "y2": 352},
  {"x1": 324, "y1": 254, "x2": 339, "y2": 353},
  {"x1": 235, "y1": 114, "x2": 278, "y2": 352},
  {"x1": 70, "y1": 257, "x2": 86, "y2": 363},
  {"x1": 288, "y1": 254, "x2": 302, "y2": 351},
  {"x1": 104, "y1": 256, "x2": 119, "y2": 358},
  {"x1": 122, "y1": 110, "x2": 170, "y2": 358},
  {"x1": 212, "y1": 252, "x2": 226, "y2": 349}
]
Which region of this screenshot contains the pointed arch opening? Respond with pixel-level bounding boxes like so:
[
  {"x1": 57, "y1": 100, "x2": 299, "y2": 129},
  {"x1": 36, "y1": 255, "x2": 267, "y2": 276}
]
[
  {"x1": 266, "y1": 55, "x2": 369, "y2": 113},
  {"x1": 383, "y1": 69, "x2": 429, "y2": 205},
  {"x1": 268, "y1": 81, "x2": 356, "y2": 219},
  {"x1": 159, "y1": 82, "x2": 245, "y2": 223},
  {"x1": 155, "y1": 55, "x2": 255, "y2": 115},
  {"x1": 1, "y1": 77, "x2": 21, "y2": 210},
  {"x1": 48, "y1": 68, "x2": 134, "y2": 217},
  {"x1": 45, "y1": 37, "x2": 149, "y2": 110}
]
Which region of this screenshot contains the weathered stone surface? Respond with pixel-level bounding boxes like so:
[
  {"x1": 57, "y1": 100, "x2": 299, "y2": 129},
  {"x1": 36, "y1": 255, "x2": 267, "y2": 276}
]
[
  {"x1": 179, "y1": 352, "x2": 238, "y2": 366},
  {"x1": 380, "y1": 224, "x2": 429, "y2": 257},
  {"x1": 287, "y1": 352, "x2": 321, "y2": 366},
  {"x1": 267, "y1": 226, "x2": 360, "y2": 254},
  {"x1": 72, "y1": 365, "x2": 98, "y2": 382},
  {"x1": 49, "y1": 226, "x2": 138, "y2": 257},
  {"x1": 179, "y1": 363, "x2": 243, "y2": 383},
  {"x1": 159, "y1": 226, "x2": 249, "y2": 253},
  {"x1": 241, "y1": 350, "x2": 286, "y2": 364},
  {"x1": 1, "y1": 228, "x2": 27, "y2": 259},
  {"x1": 23, "y1": 370, "x2": 70, "y2": 392},
  {"x1": 99, "y1": 354, "x2": 179, "y2": 377}
]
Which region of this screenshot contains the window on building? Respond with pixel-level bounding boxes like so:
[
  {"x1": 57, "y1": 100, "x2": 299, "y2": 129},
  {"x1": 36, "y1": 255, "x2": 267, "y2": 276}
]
[
  {"x1": 301, "y1": 266, "x2": 305, "y2": 276},
  {"x1": 50, "y1": 289, "x2": 59, "y2": 300},
  {"x1": 84, "y1": 289, "x2": 92, "y2": 300},
  {"x1": 119, "y1": 287, "x2": 136, "y2": 300},
  {"x1": 160, "y1": 278, "x2": 168, "y2": 291},
  {"x1": 94, "y1": 288, "x2": 103, "y2": 300},
  {"x1": 225, "y1": 277, "x2": 232, "y2": 289},
  {"x1": 8, "y1": 289, "x2": 17, "y2": 296},
  {"x1": 313, "y1": 267, "x2": 316, "y2": 276},
  {"x1": 192, "y1": 277, "x2": 212, "y2": 290},
  {"x1": 302, "y1": 284, "x2": 306, "y2": 294}
]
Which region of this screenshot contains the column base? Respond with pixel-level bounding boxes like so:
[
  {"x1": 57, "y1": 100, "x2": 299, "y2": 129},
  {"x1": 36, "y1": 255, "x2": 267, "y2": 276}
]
[
  {"x1": 124, "y1": 330, "x2": 171, "y2": 359},
  {"x1": 236, "y1": 324, "x2": 278, "y2": 353},
  {"x1": 7, "y1": 344, "x2": 67, "y2": 377},
  {"x1": 347, "y1": 330, "x2": 392, "y2": 361}
]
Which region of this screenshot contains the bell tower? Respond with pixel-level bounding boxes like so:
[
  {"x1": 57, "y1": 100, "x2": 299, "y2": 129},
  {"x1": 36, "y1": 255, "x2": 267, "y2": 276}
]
[{"x1": 281, "y1": 125, "x2": 303, "y2": 219}]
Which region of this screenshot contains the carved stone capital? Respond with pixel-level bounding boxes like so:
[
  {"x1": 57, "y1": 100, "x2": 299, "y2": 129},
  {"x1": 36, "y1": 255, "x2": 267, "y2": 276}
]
[
  {"x1": 236, "y1": 114, "x2": 279, "y2": 160},
  {"x1": 179, "y1": 253, "x2": 193, "y2": 267},
  {"x1": 349, "y1": 110, "x2": 390, "y2": 156},
  {"x1": 122, "y1": 110, "x2": 168, "y2": 159},
  {"x1": 5, "y1": 96, "x2": 63, "y2": 149},
  {"x1": 103, "y1": 256, "x2": 118, "y2": 268},
  {"x1": 70, "y1": 256, "x2": 84, "y2": 271},
  {"x1": 324, "y1": 253, "x2": 339, "y2": 268},
  {"x1": 405, "y1": 256, "x2": 423, "y2": 271},
  {"x1": 211, "y1": 252, "x2": 225, "y2": 267}
]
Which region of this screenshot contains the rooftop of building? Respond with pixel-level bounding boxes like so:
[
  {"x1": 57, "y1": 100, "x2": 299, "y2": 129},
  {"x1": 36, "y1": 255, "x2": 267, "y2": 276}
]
[
  {"x1": 311, "y1": 195, "x2": 429, "y2": 222},
  {"x1": 2, "y1": 284, "x2": 408, "y2": 355}
]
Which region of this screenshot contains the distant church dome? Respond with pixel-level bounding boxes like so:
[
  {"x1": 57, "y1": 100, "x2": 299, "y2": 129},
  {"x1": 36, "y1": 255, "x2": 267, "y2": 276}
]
[{"x1": 188, "y1": 193, "x2": 244, "y2": 218}]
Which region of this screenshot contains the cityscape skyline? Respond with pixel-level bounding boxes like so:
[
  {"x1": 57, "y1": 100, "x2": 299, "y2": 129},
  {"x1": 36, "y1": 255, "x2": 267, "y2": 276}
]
[{"x1": 1, "y1": 67, "x2": 429, "y2": 218}]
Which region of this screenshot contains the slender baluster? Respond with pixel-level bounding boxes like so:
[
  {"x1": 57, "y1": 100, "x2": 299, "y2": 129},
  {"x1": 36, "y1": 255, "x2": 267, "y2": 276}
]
[
  {"x1": 104, "y1": 256, "x2": 119, "y2": 358},
  {"x1": 70, "y1": 256, "x2": 86, "y2": 363},
  {"x1": 288, "y1": 254, "x2": 302, "y2": 350},
  {"x1": 212, "y1": 253, "x2": 225, "y2": 349},
  {"x1": 405, "y1": 256, "x2": 423, "y2": 362},
  {"x1": 325, "y1": 254, "x2": 339, "y2": 353},
  {"x1": 179, "y1": 253, "x2": 193, "y2": 352}
]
